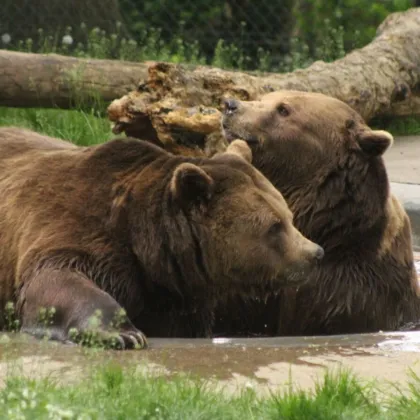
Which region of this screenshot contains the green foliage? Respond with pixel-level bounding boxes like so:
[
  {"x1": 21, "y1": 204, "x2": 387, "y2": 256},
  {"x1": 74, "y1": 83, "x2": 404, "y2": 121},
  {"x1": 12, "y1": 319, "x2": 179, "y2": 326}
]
[
  {"x1": 2, "y1": 1, "x2": 415, "y2": 72},
  {"x1": 372, "y1": 115, "x2": 420, "y2": 136},
  {"x1": 1, "y1": 363, "x2": 420, "y2": 419},
  {"x1": 119, "y1": 0, "x2": 294, "y2": 70},
  {"x1": 3, "y1": 303, "x2": 20, "y2": 333},
  {"x1": 293, "y1": 0, "x2": 415, "y2": 59},
  {"x1": 6, "y1": 23, "x2": 206, "y2": 65},
  {"x1": 269, "y1": 370, "x2": 379, "y2": 419},
  {"x1": 0, "y1": 107, "x2": 113, "y2": 146},
  {"x1": 387, "y1": 369, "x2": 420, "y2": 419}
]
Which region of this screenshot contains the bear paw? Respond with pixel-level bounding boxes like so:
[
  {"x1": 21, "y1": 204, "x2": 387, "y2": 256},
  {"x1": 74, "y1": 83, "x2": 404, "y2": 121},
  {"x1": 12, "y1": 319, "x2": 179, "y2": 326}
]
[{"x1": 67, "y1": 327, "x2": 148, "y2": 350}]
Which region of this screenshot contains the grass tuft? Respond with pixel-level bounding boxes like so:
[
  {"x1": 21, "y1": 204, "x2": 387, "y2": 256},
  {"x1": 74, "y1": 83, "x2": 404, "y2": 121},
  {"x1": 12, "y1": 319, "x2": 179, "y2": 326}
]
[
  {"x1": 0, "y1": 360, "x2": 420, "y2": 419},
  {"x1": 0, "y1": 107, "x2": 113, "y2": 146}
]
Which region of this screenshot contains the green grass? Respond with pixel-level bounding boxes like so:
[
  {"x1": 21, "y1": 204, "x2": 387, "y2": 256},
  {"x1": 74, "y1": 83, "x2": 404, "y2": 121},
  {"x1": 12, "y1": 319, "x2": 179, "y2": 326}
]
[
  {"x1": 3, "y1": 18, "x2": 354, "y2": 74},
  {"x1": 373, "y1": 116, "x2": 420, "y2": 137},
  {"x1": 1, "y1": 360, "x2": 420, "y2": 419},
  {"x1": 0, "y1": 107, "x2": 113, "y2": 146}
]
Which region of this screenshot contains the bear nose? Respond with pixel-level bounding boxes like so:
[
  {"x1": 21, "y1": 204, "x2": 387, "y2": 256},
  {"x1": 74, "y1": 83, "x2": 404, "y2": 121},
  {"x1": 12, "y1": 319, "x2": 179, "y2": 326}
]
[
  {"x1": 314, "y1": 245, "x2": 324, "y2": 260},
  {"x1": 223, "y1": 98, "x2": 239, "y2": 115}
]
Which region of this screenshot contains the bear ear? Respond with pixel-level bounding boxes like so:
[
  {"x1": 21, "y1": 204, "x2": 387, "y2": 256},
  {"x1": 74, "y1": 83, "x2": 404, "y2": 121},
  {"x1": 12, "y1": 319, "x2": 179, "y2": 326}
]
[
  {"x1": 170, "y1": 163, "x2": 214, "y2": 209},
  {"x1": 357, "y1": 129, "x2": 394, "y2": 157},
  {"x1": 224, "y1": 140, "x2": 253, "y2": 163}
]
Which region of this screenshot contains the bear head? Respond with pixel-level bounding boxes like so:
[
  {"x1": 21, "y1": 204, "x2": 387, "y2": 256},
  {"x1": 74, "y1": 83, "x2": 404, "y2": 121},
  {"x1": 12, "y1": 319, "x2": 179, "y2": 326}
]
[
  {"x1": 119, "y1": 139, "x2": 324, "y2": 295},
  {"x1": 221, "y1": 91, "x2": 394, "y2": 252}
]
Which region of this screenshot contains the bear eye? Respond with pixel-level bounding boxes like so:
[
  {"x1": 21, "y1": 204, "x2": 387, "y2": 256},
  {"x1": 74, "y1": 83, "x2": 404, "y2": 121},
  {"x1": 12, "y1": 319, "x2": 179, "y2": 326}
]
[
  {"x1": 268, "y1": 221, "x2": 283, "y2": 236},
  {"x1": 277, "y1": 103, "x2": 290, "y2": 117}
]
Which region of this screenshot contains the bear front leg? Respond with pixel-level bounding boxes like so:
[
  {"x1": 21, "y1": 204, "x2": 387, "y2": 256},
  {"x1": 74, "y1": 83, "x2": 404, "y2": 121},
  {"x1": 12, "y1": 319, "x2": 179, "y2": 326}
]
[{"x1": 18, "y1": 268, "x2": 147, "y2": 350}]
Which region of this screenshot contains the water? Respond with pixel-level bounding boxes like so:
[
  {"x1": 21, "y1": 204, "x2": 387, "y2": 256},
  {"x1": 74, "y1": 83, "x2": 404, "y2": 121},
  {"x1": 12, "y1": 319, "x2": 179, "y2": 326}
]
[{"x1": 1, "y1": 330, "x2": 420, "y2": 395}]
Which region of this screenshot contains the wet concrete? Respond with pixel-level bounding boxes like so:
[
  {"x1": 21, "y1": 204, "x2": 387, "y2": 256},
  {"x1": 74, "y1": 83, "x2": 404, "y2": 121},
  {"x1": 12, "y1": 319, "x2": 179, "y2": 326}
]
[{"x1": 0, "y1": 136, "x2": 420, "y2": 396}]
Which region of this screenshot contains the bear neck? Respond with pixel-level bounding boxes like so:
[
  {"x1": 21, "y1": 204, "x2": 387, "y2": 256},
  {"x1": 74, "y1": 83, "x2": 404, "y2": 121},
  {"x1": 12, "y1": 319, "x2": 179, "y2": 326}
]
[
  {"x1": 267, "y1": 153, "x2": 390, "y2": 256},
  {"x1": 82, "y1": 138, "x2": 219, "y2": 312},
  {"x1": 111, "y1": 154, "x2": 222, "y2": 314}
]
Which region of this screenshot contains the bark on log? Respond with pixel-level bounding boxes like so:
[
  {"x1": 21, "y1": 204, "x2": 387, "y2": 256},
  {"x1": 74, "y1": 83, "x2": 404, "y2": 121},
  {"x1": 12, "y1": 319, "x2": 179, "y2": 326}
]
[
  {"x1": 0, "y1": 50, "x2": 150, "y2": 108},
  {"x1": 108, "y1": 8, "x2": 420, "y2": 156}
]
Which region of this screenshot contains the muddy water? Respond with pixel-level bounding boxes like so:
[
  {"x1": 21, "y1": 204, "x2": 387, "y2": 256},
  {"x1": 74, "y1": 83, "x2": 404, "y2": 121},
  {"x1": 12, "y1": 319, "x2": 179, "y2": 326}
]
[{"x1": 0, "y1": 177, "x2": 420, "y2": 395}]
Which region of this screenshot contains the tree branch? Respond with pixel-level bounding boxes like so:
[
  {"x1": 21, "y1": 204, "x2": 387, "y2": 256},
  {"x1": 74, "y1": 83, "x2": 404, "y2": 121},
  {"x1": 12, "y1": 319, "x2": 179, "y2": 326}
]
[{"x1": 0, "y1": 50, "x2": 150, "y2": 108}]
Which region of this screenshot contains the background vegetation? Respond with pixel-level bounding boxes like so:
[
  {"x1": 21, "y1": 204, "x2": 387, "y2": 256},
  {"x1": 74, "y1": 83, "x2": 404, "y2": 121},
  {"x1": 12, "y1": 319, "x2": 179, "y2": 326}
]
[
  {"x1": 0, "y1": 1, "x2": 419, "y2": 137},
  {"x1": 1, "y1": 0, "x2": 418, "y2": 72}
]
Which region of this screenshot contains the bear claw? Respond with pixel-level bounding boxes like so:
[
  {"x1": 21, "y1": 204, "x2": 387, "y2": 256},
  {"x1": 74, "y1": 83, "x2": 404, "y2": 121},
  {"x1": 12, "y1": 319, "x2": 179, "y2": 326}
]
[
  {"x1": 117, "y1": 331, "x2": 148, "y2": 350},
  {"x1": 66, "y1": 327, "x2": 148, "y2": 350}
]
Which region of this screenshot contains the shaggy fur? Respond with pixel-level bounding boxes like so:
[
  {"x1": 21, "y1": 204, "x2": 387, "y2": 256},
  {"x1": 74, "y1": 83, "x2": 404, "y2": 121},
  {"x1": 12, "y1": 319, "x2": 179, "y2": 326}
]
[
  {"x1": 0, "y1": 128, "x2": 323, "y2": 348},
  {"x1": 219, "y1": 90, "x2": 420, "y2": 335}
]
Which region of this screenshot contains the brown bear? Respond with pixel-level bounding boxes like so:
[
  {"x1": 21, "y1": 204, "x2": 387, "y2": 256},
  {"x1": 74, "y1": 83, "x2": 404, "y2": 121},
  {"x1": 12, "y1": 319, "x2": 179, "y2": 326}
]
[
  {"x1": 219, "y1": 90, "x2": 420, "y2": 336},
  {"x1": 0, "y1": 127, "x2": 324, "y2": 349}
]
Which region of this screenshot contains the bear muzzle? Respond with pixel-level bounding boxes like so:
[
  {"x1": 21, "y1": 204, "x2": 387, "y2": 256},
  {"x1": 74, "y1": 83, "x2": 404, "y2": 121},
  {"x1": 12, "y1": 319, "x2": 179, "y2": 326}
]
[{"x1": 222, "y1": 98, "x2": 239, "y2": 115}]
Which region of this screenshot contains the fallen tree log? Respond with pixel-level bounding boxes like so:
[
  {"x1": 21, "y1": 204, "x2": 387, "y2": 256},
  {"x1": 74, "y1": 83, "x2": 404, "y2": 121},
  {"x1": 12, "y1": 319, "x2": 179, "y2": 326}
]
[
  {"x1": 108, "y1": 7, "x2": 420, "y2": 155},
  {"x1": 0, "y1": 50, "x2": 150, "y2": 108}
]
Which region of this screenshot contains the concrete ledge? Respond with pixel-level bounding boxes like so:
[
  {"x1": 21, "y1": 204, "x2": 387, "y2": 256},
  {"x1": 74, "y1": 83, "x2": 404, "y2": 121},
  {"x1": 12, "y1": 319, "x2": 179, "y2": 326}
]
[
  {"x1": 384, "y1": 136, "x2": 420, "y2": 250},
  {"x1": 385, "y1": 136, "x2": 420, "y2": 184},
  {"x1": 391, "y1": 182, "x2": 420, "y2": 251},
  {"x1": 391, "y1": 182, "x2": 420, "y2": 212}
]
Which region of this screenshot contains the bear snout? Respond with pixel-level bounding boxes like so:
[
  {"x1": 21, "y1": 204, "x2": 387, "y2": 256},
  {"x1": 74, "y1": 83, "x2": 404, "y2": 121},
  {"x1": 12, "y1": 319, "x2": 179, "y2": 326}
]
[
  {"x1": 314, "y1": 245, "x2": 325, "y2": 260},
  {"x1": 223, "y1": 98, "x2": 239, "y2": 115},
  {"x1": 302, "y1": 242, "x2": 325, "y2": 262}
]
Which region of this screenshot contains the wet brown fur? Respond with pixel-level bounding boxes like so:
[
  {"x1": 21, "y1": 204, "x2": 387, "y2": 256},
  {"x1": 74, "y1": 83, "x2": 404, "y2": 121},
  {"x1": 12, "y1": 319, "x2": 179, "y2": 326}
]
[
  {"x1": 0, "y1": 127, "x2": 323, "y2": 346},
  {"x1": 219, "y1": 90, "x2": 420, "y2": 335}
]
